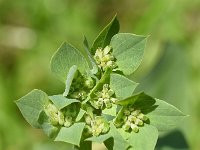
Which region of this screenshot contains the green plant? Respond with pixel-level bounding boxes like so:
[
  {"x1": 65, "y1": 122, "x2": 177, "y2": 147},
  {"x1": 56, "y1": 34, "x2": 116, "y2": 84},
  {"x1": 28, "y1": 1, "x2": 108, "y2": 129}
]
[{"x1": 15, "y1": 16, "x2": 187, "y2": 150}]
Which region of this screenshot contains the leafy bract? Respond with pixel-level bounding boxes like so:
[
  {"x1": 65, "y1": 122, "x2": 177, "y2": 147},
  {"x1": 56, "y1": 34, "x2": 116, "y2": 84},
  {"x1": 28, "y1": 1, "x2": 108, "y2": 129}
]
[
  {"x1": 50, "y1": 42, "x2": 90, "y2": 82},
  {"x1": 15, "y1": 89, "x2": 49, "y2": 128},
  {"x1": 128, "y1": 124, "x2": 158, "y2": 150},
  {"x1": 146, "y1": 99, "x2": 186, "y2": 131},
  {"x1": 91, "y1": 15, "x2": 120, "y2": 54},
  {"x1": 63, "y1": 65, "x2": 78, "y2": 97},
  {"x1": 83, "y1": 36, "x2": 99, "y2": 74},
  {"x1": 48, "y1": 95, "x2": 79, "y2": 110},
  {"x1": 110, "y1": 73, "x2": 138, "y2": 99},
  {"x1": 55, "y1": 123, "x2": 85, "y2": 146},
  {"x1": 110, "y1": 33, "x2": 147, "y2": 75}
]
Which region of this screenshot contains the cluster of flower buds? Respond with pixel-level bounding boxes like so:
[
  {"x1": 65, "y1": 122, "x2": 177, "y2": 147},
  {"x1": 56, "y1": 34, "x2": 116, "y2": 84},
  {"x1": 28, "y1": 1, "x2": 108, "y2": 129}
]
[
  {"x1": 95, "y1": 84, "x2": 117, "y2": 109},
  {"x1": 69, "y1": 74, "x2": 94, "y2": 100},
  {"x1": 94, "y1": 46, "x2": 117, "y2": 71},
  {"x1": 84, "y1": 115, "x2": 110, "y2": 137},
  {"x1": 114, "y1": 106, "x2": 148, "y2": 133},
  {"x1": 44, "y1": 103, "x2": 77, "y2": 127}
]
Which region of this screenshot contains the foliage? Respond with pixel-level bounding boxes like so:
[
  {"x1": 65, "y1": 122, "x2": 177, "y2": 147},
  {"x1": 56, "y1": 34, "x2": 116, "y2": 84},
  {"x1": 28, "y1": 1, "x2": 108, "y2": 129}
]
[{"x1": 15, "y1": 16, "x2": 187, "y2": 150}]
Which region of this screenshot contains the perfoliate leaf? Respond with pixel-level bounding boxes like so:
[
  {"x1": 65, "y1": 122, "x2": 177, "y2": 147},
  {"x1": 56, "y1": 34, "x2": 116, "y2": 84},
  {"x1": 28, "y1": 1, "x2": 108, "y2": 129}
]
[
  {"x1": 147, "y1": 99, "x2": 186, "y2": 131},
  {"x1": 110, "y1": 73, "x2": 138, "y2": 99},
  {"x1": 15, "y1": 89, "x2": 49, "y2": 128},
  {"x1": 48, "y1": 95, "x2": 79, "y2": 110},
  {"x1": 116, "y1": 92, "x2": 155, "y2": 109},
  {"x1": 110, "y1": 33, "x2": 147, "y2": 75},
  {"x1": 63, "y1": 65, "x2": 78, "y2": 97},
  {"x1": 128, "y1": 124, "x2": 158, "y2": 150},
  {"x1": 91, "y1": 15, "x2": 120, "y2": 54},
  {"x1": 55, "y1": 123, "x2": 85, "y2": 146},
  {"x1": 50, "y1": 42, "x2": 90, "y2": 82}
]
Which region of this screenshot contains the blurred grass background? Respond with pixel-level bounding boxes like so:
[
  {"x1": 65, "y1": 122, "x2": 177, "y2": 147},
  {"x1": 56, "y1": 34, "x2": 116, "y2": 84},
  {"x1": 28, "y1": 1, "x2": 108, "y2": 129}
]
[{"x1": 0, "y1": 0, "x2": 200, "y2": 150}]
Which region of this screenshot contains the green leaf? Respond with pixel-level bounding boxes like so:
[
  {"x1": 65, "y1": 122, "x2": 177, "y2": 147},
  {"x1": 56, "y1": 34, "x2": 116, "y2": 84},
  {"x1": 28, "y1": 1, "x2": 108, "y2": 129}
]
[
  {"x1": 109, "y1": 123, "x2": 130, "y2": 150},
  {"x1": 83, "y1": 36, "x2": 99, "y2": 74},
  {"x1": 128, "y1": 124, "x2": 158, "y2": 150},
  {"x1": 116, "y1": 92, "x2": 155, "y2": 109},
  {"x1": 63, "y1": 65, "x2": 78, "y2": 97},
  {"x1": 147, "y1": 99, "x2": 186, "y2": 131},
  {"x1": 76, "y1": 109, "x2": 86, "y2": 122},
  {"x1": 102, "y1": 104, "x2": 117, "y2": 116},
  {"x1": 91, "y1": 15, "x2": 120, "y2": 54},
  {"x1": 15, "y1": 89, "x2": 49, "y2": 128},
  {"x1": 48, "y1": 95, "x2": 80, "y2": 110},
  {"x1": 110, "y1": 33, "x2": 148, "y2": 75},
  {"x1": 55, "y1": 123, "x2": 85, "y2": 146},
  {"x1": 50, "y1": 42, "x2": 90, "y2": 82},
  {"x1": 86, "y1": 132, "x2": 112, "y2": 143},
  {"x1": 110, "y1": 73, "x2": 138, "y2": 99}
]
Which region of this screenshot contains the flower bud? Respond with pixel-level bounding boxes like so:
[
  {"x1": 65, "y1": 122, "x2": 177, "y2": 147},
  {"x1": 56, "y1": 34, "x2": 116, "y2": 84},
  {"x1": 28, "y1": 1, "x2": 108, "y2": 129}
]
[
  {"x1": 128, "y1": 115, "x2": 137, "y2": 122},
  {"x1": 124, "y1": 110, "x2": 131, "y2": 116},
  {"x1": 64, "y1": 116, "x2": 73, "y2": 127},
  {"x1": 122, "y1": 121, "x2": 131, "y2": 131},
  {"x1": 103, "y1": 46, "x2": 112, "y2": 55},
  {"x1": 134, "y1": 118, "x2": 143, "y2": 126},
  {"x1": 110, "y1": 97, "x2": 117, "y2": 103},
  {"x1": 137, "y1": 113, "x2": 148, "y2": 121},
  {"x1": 131, "y1": 109, "x2": 141, "y2": 116},
  {"x1": 84, "y1": 115, "x2": 92, "y2": 125},
  {"x1": 101, "y1": 123, "x2": 110, "y2": 134},
  {"x1": 131, "y1": 124, "x2": 139, "y2": 133},
  {"x1": 84, "y1": 78, "x2": 94, "y2": 89}
]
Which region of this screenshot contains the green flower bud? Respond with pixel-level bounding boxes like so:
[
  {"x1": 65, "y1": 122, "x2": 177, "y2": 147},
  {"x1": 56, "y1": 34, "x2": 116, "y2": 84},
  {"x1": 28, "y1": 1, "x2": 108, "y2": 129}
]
[
  {"x1": 137, "y1": 113, "x2": 148, "y2": 121},
  {"x1": 108, "y1": 89, "x2": 114, "y2": 97},
  {"x1": 84, "y1": 78, "x2": 94, "y2": 89},
  {"x1": 122, "y1": 121, "x2": 131, "y2": 131},
  {"x1": 110, "y1": 97, "x2": 117, "y2": 103},
  {"x1": 84, "y1": 115, "x2": 92, "y2": 125},
  {"x1": 103, "y1": 46, "x2": 112, "y2": 55},
  {"x1": 131, "y1": 109, "x2": 141, "y2": 116},
  {"x1": 101, "y1": 123, "x2": 110, "y2": 134},
  {"x1": 105, "y1": 102, "x2": 112, "y2": 109},
  {"x1": 128, "y1": 115, "x2": 137, "y2": 122},
  {"x1": 131, "y1": 124, "x2": 139, "y2": 133},
  {"x1": 64, "y1": 116, "x2": 73, "y2": 127},
  {"x1": 96, "y1": 99, "x2": 103, "y2": 108},
  {"x1": 134, "y1": 118, "x2": 143, "y2": 126},
  {"x1": 124, "y1": 109, "x2": 131, "y2": 116}
]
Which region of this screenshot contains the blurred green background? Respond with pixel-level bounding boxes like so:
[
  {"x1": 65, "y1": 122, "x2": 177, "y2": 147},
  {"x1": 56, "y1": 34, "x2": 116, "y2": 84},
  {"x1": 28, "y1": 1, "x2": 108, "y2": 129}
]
[{"x1": 0, "y1": 0, "x2": 200, "y2": 150}]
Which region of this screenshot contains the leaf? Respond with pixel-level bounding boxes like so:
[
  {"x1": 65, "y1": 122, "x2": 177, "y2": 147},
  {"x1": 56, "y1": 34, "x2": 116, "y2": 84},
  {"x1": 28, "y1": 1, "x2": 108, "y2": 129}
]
[
  {"x1": 83, "y1": 36, "x2": 99, "y2": 74},
  {"x1": 15, "y1": 89, "x2": 49, "y2": 128},
  {"x1": 63, "y1": 65, "x2": 78, "y2": 97},
  {"x1": 110, "y1": 33, "x2": 148, "y2": 75},
  {"x1": 102, "y1": 104, "x2": 117, "y2": 117},
  {"x1": 55, "y1": 123, "x2": 85, "y2": 146},
  {"x1": 91, "y1": 15, "x2": 120, "y2": 54},
  {"x1": 86, "y1": 132, "x2": 112, "y2": 143},
  {"x1": 76, "y1": 109, "x2": 86, "y2": 122},
  {"x1": 48, "y1": 95, "x2": 79, "y2": 110},
  {"x1": 128, "y1": 124, "x2": 158, "y2": 150},
  {"x1": 50, "y1": 42, "x2": 90, "y2": 82},
  {"x1": 110, "y1": 73, "x2": 138, "y2": 99},
  {"x1": 108, "y1": 123, "x2": 130, "y2": 150},
  {"x1": 116, "y1": 92, "x2": 155, "y2": 109},
  {"x1": 146, "y1": 99, "x2": 187, "y2": 131}
]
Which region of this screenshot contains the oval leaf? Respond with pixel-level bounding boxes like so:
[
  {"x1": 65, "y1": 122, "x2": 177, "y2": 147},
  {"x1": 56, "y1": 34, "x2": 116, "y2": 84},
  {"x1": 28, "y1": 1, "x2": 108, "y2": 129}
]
[
  {"x1": 15, "y1": 89, "x2": 49, "y2": 128},
  {"x1": 111, "y1": 33, "x2": 147, "y2": 75},
  {"x1": 50, "y1": 42, "x2": 90, "y2": 82}
]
